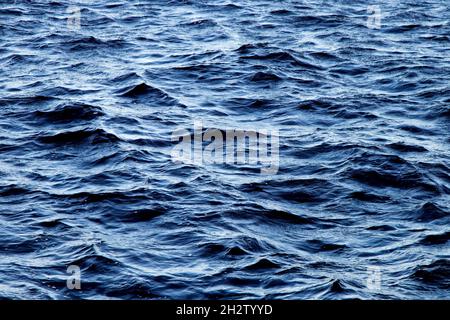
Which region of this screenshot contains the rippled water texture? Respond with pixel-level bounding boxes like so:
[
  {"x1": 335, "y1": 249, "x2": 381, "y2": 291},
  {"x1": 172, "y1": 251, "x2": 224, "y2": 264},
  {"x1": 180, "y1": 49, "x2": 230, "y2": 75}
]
[{"x1": 0, "y1": 0, "x2": 449, "y2": 299}]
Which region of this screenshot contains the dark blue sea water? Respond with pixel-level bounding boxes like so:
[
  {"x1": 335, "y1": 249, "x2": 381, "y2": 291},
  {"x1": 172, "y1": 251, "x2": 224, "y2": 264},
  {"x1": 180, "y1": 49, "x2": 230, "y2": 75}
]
[{"x1": 0, "y1": 0, "x2": 449, "y2": 299}]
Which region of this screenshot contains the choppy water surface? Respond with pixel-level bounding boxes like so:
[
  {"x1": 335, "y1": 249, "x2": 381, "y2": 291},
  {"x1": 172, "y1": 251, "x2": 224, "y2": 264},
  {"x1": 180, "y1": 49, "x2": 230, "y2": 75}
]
[{"x1": 0, "y1": 0, "x2": 449, "y2": 299}]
